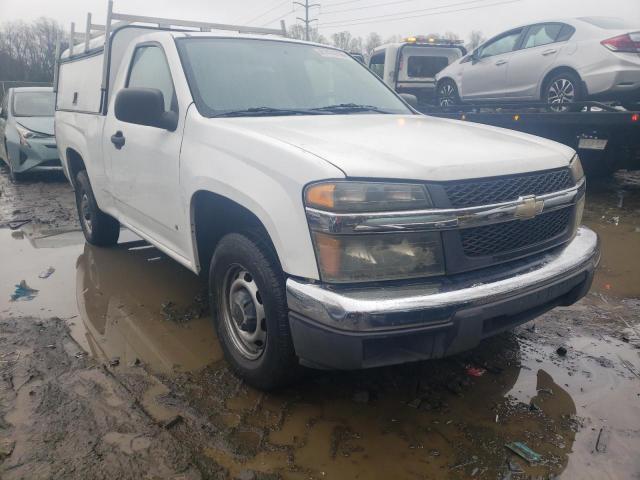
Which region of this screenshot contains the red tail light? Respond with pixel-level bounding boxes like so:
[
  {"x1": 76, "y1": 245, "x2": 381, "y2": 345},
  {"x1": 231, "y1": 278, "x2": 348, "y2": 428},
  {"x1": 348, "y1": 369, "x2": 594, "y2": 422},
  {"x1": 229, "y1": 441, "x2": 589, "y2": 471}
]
[{"x1": 601, "y1": 32, "x2": 640, "y2": 53}]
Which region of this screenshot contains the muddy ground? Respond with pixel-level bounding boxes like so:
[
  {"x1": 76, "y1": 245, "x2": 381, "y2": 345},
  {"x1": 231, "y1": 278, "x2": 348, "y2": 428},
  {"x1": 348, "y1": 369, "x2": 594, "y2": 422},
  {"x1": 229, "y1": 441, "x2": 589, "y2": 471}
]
[{"x1": 0, "y1": 164, "x2": 639, "y2": 480}]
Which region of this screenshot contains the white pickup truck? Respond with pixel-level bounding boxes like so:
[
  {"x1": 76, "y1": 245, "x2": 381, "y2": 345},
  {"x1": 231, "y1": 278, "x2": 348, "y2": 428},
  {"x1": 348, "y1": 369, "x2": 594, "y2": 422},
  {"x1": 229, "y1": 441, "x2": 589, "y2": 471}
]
[{"x1": 55, "y1": 7, "x2": 600, "y2": 389}]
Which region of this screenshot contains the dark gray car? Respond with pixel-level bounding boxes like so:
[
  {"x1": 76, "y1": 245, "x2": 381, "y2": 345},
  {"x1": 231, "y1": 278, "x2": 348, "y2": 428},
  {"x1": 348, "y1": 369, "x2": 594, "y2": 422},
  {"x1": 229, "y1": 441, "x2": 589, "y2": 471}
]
[{"x1": 0, "y1": 87, "x2": 60, "y2": 182}]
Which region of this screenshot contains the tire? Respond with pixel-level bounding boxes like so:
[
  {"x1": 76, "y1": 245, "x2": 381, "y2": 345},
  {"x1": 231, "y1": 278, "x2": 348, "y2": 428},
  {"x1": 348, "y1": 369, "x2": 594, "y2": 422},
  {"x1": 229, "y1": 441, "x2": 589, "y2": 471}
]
[
  {"x1": 3, "y1": 140, "x2": 23, "y2": 183},
  {"x1": 544, "y1": 71, "x2": 583, "y2": 112},
  {"x1": 9, "y1": 166, "x2": 24, "y2": 183},
  {"x1": 75, "y1": 170, "x2": 120, "y2": 246},
  {"x1": 437, "y1": 80, "x2": 461, "y2": 108},
  {"x1": 210, "y1": 232, "x2": 300, "y2": 390}
]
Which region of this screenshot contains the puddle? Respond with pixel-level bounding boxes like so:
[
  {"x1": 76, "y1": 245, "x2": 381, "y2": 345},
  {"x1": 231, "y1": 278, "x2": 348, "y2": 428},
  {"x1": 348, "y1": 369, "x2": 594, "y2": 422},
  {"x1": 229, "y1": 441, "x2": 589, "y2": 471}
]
[
  {"x1": 0, "y1": 228, "x2": 220, "y2": 374},
  {"x1": 584, "y1": 171, "x2": 640, "y2": 298},
  {"x1": 1, "y1": 170, "x2": 639, "y2": 479}
]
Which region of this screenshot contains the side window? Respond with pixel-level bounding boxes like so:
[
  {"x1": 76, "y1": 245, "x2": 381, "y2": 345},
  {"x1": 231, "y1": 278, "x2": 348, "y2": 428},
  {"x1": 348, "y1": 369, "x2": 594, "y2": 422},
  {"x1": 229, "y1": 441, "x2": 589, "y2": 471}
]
[
  {"x1": 522, "y1": 23, "x2": 563, "y2": 49},
  {"x1": 479, "y1": 29, "x2": 523, "y2": 58},
  {"x1": 369, "y1": 52, "x2": 385, "y2": 78},
  {"x1": 557, "y1": 24, "x2": 576, "y2": 42},
  {"x1": 127, "y1": 45, "x2": 177, "y2": 112}
]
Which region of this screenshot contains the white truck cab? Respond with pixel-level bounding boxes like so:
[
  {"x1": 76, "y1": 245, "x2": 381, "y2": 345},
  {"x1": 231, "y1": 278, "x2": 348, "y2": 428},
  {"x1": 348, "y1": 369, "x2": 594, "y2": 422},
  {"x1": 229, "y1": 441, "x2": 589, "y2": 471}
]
[
  {"x1": 369, "y1": 36, "x2": 467, "y2": 105},
  {"x1": 55, "y1": 5, "x2": 600, "y2": 389}
]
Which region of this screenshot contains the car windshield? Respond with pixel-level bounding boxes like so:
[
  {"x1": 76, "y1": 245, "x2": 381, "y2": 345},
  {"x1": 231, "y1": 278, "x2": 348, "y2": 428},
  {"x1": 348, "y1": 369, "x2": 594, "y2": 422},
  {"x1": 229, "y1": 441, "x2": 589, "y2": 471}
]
[
  {"x1": 579, "y1": 17, "x2": 639, "y2": 30},
  {"x1": 176, "y1": 38, "x2": 411, "y2": 117},
  {"x1": 12, "y1": 91, "x2": 55, "y2": 117}
]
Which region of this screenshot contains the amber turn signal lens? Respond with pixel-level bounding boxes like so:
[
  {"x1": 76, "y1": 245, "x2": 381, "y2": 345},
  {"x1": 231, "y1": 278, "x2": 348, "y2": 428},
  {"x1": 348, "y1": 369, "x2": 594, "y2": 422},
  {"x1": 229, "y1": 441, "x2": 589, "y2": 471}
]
[
  {"x1": 314, "y1": 232, "x2": 341, "y2": 277},
  {"x1": 305, "y1": 183, "x2": 335, "y2": 210}
]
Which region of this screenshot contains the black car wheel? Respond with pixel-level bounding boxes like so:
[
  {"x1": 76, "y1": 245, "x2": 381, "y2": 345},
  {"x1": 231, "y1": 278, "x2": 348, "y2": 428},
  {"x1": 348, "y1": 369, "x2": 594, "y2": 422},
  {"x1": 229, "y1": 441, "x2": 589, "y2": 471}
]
[
  {"x1": 210, "y1": 232, "x2": 300, "y2": 390},
  {"x1": 437, "y1": 80, "x2": 461, "y2": 107},
  {"x1": 544, "y1": 72, "x2": 583, "y2": 112},
  {"x1": 75, "y1": 170, "x2": 120, "y2": 246}
]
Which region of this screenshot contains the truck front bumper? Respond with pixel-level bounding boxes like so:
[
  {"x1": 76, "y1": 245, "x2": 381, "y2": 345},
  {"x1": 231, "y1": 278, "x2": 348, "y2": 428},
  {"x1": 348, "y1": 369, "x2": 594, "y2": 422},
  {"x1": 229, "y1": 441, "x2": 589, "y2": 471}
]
[{"x1": 286, "y1": 227, "x2": 600, "y2": 370}]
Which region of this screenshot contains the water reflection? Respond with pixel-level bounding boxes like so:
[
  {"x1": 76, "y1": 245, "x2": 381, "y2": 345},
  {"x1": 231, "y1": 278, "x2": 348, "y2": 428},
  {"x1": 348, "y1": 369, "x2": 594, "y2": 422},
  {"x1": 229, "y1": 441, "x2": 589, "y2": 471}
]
[{"x1": 75, "y1": 241, "x2": 222, "y2": 373}]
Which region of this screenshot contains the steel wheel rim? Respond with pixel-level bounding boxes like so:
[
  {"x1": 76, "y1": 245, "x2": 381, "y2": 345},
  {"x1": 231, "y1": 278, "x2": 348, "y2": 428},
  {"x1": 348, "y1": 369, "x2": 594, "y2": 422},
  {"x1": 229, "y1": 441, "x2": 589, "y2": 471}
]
[
  {"x1": 548, "y1": 78, "x2": 575, "y2": 111},
  {"x1": 221, "y1": 264, "x2": 267, "y2": 361},
  {"x1": 439, "y1": 84, "x2": 456, "y2": 107},
  {"x1": 80, "y1": 193, "x2": 93, "y2": 234}
]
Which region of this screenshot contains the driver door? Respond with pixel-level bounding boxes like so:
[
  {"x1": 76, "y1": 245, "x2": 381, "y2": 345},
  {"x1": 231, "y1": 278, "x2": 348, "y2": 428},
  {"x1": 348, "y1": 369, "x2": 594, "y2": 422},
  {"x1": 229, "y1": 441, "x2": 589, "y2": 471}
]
[
  {"x1": 460, "y1": 28, "x2": 524, "y2": 100},
  {"x1": 104, "y1": 43, "x2": 188, "y2": 258}
]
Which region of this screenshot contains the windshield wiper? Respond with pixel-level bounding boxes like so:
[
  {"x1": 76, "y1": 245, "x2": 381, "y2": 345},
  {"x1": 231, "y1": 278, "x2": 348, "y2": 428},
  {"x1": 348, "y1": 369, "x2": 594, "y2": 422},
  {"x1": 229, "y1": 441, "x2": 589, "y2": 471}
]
[
  {"x1": 310, "y1": 103, "x2": 392, "y2": 114},
  {"x1": 214, "y1": 107, "x2": 323, "y2": 118}
]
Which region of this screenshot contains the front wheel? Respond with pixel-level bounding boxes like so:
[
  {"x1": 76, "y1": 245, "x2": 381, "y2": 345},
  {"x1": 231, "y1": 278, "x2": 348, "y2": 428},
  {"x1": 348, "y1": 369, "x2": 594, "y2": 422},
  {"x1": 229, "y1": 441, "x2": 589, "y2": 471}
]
[
  {"x1": 210, "y1": 232, "x2": 300, "y2": 390},
  {"x1": 75, "y1": 170, "x2": 120, "y2": 246},
  {"x1": 437, "y1": 80, "x2": 461, "y2": 108},
  {"x1": 9, "y1": 166, "x2": 24, "y2": 183}
]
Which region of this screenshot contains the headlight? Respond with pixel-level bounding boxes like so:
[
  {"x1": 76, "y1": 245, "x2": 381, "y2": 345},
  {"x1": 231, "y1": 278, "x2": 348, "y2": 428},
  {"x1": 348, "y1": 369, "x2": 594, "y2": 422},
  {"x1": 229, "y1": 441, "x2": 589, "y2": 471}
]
[
  {"x1": 312, "y1": 231, "x2": 444, "y2": 283},
  {"x1": 305, "y1": 181, "x2": 432, "y2": 213},
  {"x1": 15, "y1": 124, "x2": 49, "y2": 146},
  {"x1": 305, "y1": 181, "x2": 444, "y2": 283},
  {"x1": 569, "y1": 154, "x2": 584, "y2": 183}
]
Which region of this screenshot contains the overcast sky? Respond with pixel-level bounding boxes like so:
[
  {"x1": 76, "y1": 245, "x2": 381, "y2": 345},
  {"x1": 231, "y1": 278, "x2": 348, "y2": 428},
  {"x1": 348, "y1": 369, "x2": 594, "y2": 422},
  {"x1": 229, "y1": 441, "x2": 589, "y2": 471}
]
[{"x1": 1, "y1": 0, "x2": 638, "y2": 42}]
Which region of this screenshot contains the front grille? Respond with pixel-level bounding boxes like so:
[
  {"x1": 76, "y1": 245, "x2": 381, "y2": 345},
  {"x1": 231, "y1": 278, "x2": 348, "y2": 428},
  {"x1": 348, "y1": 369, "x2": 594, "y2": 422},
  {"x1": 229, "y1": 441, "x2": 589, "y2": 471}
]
[
  {"x1": 460, "y1": 207, "x2": 572, "y2": 257},
  {"x1": 443, "y1": 169, "x2": 574, "y2": 208}
]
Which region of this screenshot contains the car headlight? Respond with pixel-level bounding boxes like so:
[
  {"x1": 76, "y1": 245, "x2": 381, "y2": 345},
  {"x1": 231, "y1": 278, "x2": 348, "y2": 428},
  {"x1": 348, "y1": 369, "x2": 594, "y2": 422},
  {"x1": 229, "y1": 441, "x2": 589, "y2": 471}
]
[
  {"x1": 305, "y1": 181, "x2": 432, "y2": 213},
  {"x1": 305, "y1": 181, "x2": 444, "y2": 283},
  {"x1": 569, "y1": 154, "x2": 584, "y2": 183},
  {"x1": 15, "y1": 124, "x2": 49, "y2": 146}
]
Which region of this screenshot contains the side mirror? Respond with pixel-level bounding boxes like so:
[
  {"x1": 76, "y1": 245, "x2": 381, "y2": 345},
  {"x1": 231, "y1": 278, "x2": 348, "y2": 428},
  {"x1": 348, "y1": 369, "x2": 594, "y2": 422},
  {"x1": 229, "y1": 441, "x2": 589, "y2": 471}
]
[
  {"x1": 114, "y1": 87, "x2": 178, "y2": 131},
  {"x1": 399, "y1": 93, "x2": 418, "y2": 109}
]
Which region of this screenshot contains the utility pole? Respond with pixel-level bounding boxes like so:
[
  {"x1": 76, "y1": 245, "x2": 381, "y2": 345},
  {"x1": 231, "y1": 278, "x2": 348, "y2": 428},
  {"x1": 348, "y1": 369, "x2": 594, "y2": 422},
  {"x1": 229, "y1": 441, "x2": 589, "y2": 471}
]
[{"x1": 293, "y1": 0, "x2": 319, "y2": 41}]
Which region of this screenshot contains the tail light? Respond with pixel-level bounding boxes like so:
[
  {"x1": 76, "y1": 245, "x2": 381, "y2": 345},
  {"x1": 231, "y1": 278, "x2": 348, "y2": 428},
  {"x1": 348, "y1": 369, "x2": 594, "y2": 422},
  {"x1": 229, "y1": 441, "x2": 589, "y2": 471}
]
[{"x1": 601, "y1": 32, "x2": 640, "y2": 53}]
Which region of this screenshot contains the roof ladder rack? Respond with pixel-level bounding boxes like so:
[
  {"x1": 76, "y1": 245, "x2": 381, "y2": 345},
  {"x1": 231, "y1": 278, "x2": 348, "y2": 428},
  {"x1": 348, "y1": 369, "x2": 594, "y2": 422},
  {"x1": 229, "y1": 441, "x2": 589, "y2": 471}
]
[{"x1": 57, "y1": 0, "x2": 287, "y2": 92}]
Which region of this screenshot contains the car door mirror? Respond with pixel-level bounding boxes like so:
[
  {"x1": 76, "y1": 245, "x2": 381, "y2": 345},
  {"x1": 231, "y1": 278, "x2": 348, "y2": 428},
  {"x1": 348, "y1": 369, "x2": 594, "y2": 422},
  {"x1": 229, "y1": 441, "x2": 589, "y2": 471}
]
[
  {"x1": 399, "y1": 93, "x2": 418, "y2": 108},
  {"x1": 114, "y1": 87, "x2": 178, "y2": 131}
]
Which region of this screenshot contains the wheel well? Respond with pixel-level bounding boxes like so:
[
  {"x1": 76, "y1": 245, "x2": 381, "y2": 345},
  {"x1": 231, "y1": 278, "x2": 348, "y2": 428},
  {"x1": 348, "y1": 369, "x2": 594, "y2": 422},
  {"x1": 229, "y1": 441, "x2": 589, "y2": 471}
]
[
  {"x1": 65, "y1": 148, "x2": 86, "y2": 187},
  {"x1": 191, "y1": 191, "x2": 280, "y2": 275},
  {"x1": 540, "y1": 67, "x2": 583, "y2": 99}
]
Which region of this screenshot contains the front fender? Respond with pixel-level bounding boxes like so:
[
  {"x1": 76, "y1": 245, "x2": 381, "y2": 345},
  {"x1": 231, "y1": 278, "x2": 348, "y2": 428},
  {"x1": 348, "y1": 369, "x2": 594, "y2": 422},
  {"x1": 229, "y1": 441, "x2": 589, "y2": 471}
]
[{"x1": 180, "y1": 110, "x2": 344, "y2": 280}]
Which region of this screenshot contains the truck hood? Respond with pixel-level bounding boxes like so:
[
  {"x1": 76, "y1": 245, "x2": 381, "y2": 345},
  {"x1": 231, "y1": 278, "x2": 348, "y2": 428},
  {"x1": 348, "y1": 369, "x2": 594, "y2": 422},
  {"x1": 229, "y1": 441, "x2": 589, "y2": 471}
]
[
  {"x1": 15, "y1": 117, "x2": 55, "y2": 136},
  {"x1": 223, "y1": 114, "x2": 574, "y2": 181}
]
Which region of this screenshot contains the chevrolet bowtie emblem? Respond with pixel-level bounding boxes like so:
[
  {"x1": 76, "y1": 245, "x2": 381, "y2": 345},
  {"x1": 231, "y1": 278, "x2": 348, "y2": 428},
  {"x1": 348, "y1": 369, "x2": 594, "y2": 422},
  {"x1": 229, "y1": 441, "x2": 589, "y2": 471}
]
[{"x1": 515, "y1": 195, "x2": 544, "y2": 220}]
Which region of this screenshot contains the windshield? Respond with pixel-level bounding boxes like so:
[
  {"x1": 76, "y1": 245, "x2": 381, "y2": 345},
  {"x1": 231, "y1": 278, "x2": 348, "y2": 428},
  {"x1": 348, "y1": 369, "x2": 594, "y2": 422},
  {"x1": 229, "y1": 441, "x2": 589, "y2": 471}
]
[
  {"x1": 176, "y1": 38, "x2": 411, "y2": 117},
  {"x1": 579, "y1": 17, "x2": 639, "y2": 30},
  {"x1": 12, "y1": 91, "x2": 55, "y2": 117}
]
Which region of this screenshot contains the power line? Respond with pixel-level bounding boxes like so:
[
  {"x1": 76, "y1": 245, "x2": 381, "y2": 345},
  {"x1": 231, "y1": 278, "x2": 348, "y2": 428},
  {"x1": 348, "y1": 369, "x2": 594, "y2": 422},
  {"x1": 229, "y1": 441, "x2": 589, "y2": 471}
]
[
  {"x1": 319, "y1": 0, "x2": 522, "y2": 28},
  {"x1": 243, "y1": 0, "x2": 291, "y2": 25},
  {"x1": 320, "y1": 0, "x2": 492, "y2": 25},
  {"x1": 261, "y1": 8, "x2": 296, "y2": 27},
  {"x1": 321, "y1": 0, "x2": 362, "y2": 6},
  {"x1": 294, "y1": 0, "x2": 321, "y2": 40},
  {"x1": 321, "y1": 0, "x2": 423, "y2": 15}
]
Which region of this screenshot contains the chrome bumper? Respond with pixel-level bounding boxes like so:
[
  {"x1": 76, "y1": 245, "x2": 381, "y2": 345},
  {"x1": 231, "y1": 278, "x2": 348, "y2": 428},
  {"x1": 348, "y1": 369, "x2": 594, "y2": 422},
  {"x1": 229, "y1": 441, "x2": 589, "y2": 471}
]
[{"x1": 286, "y1": 226, "x2": 600, "y2": 332}]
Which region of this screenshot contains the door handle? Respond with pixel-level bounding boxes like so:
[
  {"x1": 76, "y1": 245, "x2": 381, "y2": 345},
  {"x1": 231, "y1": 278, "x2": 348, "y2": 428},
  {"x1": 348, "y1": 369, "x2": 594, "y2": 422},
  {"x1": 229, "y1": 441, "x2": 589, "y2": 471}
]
[
  {"x1": 111, "y1": 131, "x2": 125, "y2": 150},
  {"x1": 495, "y1": 59, "x2": 508, "y2": 66},
  {"x1": 542, "y1": 49, "x2": 557, "y2": 56}
]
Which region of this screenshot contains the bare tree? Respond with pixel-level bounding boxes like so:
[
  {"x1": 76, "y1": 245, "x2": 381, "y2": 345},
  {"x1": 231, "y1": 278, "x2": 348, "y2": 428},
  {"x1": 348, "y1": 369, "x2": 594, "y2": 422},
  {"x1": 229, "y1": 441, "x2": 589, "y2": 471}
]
[
  {"x1": 443, "y1": 31, "x2": 460, "y2": 41},
  {"x1": 331, "y1": 31, "x2": 363, "y2": 53},
  {"x1": 468, "y1": 30, "x2": 485, "y2": 51},
  {"x1": 0, "y1": 18, "x2": 65, "y2": 83},
  {"x1": 288, "y1": 24, "x2": 327, "y2": 44},
  {"x1": 364, "y1": 32, "x2": 382, "y2": 59}
]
